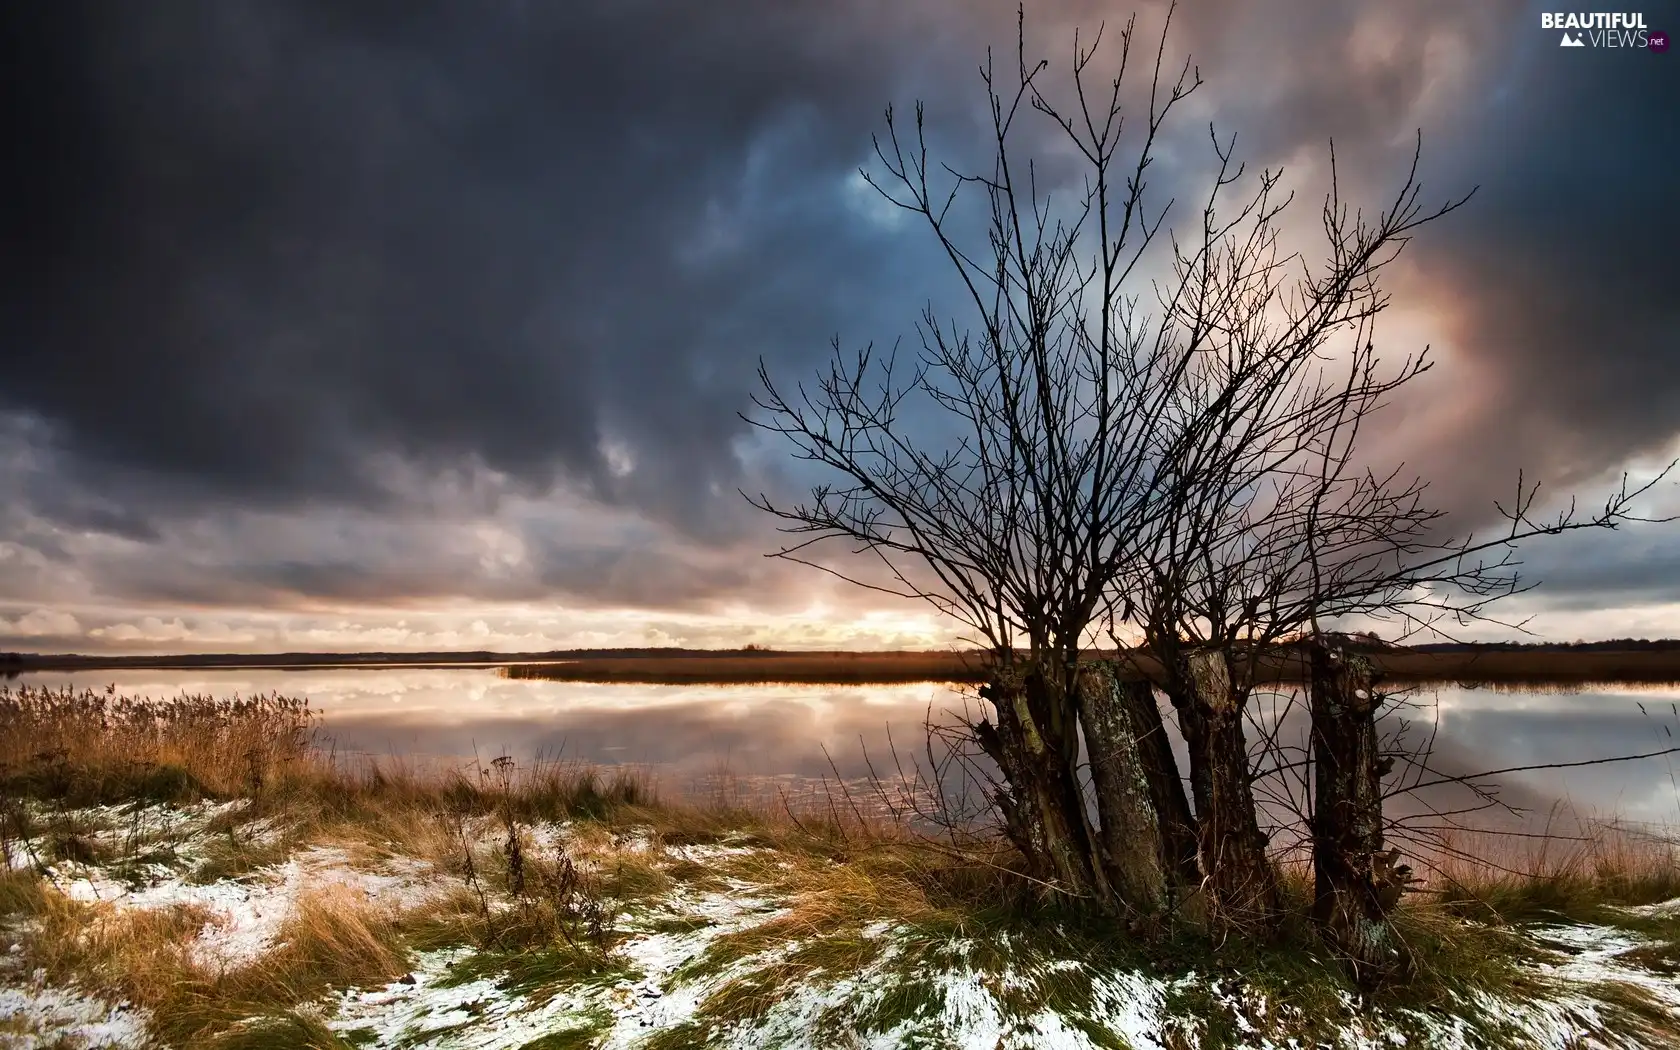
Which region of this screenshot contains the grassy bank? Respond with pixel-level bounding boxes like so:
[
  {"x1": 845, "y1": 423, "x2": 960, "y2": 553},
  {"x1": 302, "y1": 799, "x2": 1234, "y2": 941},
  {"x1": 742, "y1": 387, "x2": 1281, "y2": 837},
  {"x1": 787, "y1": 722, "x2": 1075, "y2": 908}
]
[{"x1": 4, "y1": 684, "x2": 1680, "y2": 1048}]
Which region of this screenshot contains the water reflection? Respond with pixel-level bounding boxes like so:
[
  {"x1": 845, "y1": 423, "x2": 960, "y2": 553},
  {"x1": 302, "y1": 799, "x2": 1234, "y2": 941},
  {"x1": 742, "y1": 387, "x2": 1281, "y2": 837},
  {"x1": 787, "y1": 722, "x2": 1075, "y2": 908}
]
[
  {"x1": 18, "y1": 669, "x2": 970, "y2": 805},
  {"x1": 17, "y1": 668, "x2": 1680, "y2": 827}
]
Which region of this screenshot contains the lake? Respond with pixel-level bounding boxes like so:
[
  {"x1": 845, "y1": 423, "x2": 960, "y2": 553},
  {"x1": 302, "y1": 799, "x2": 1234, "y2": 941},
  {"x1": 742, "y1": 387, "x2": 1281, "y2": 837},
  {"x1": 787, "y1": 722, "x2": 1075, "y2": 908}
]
[{"x1": 16, "y1": 667, "x2": 1680, "y2": 832}]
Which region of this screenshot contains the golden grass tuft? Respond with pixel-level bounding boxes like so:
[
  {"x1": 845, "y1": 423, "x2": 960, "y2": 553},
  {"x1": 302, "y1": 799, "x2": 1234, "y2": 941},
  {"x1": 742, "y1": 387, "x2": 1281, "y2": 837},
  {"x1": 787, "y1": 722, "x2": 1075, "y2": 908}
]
[{"x1": 249, "y1": 885, "x2": 411, "y2": 995}]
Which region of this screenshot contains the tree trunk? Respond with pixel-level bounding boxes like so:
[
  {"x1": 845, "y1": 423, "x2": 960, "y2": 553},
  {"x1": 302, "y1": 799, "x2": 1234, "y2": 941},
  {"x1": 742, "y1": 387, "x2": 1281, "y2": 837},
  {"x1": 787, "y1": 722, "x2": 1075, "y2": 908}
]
[
  {"x1": 1078, "y1": 664, "x2": 1168, "y2": 918},
  {"x1": 1173, "y1": 648, "x2": 1281, "y2": 935},
  {"x1": 1309, "y1": 636, "x2": 1414, "y2": 985},
  {"x1": 976, "y1": 666, "x2": 1098, "y2": 900},
  {"x1": 1114, "y1": 675, "x2": 1201, "y2": 890}
]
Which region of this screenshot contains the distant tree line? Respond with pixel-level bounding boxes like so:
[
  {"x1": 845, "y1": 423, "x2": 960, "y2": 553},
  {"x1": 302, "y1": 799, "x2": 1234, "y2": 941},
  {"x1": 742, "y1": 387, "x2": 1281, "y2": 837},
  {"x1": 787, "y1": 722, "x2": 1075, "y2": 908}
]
[{"x1": 1409, "y1": 638, "x2": 1680, "y2": 652}]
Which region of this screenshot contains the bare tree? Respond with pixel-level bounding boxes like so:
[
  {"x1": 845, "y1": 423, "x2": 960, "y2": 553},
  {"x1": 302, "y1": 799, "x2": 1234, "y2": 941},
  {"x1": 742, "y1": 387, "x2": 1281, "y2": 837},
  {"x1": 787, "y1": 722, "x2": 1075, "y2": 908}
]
[
  {"x1": 1079, "y1": 118, "x2": 1472, "y2": 936},
  {"x1": 1119, "y1": 136, "x2": 1673, "y2": 963},
  {"x1": 747, "y1": 7, "x2": 1201, "y2": 916},
  {"x1": 746, "y1": 4, "x2": 1674, "y2": 968}
]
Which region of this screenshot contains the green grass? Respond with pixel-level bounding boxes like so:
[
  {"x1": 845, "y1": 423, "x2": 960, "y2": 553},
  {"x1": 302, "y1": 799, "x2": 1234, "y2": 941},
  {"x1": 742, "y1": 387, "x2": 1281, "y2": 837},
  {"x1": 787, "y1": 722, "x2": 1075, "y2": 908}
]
[
  {"x1": 208, "y1": 1012, "x2": 363, "y2": 1050},
  {"x1": 191, "y1": 827, "x2": 294, "y2": 884},
  {"x1": 442, "y1": 944, "x2": 631, "y2": 1002},
  {"x1": 517, "y1": 1020, "x2": 614, "y2": 1050},
  {"x1": 638, "y1": 1020, "x2": 712, "y2": 1050}
]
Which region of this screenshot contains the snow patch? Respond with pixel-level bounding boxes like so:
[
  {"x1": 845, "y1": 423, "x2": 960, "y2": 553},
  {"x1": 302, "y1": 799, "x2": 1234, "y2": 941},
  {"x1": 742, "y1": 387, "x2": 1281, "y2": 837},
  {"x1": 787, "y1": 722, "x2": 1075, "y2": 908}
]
[
  {"x1": 57, "y1": 846, "x2": 441, "y2": 971},
  {"x1": 326, "y1": 879, "x2": 789, "y2": 1050},
  {"x1": 328, "y1": 949, "x2": 611, "y2": 1050},
  {"x1": 0, "y1": 971, "x2": 148, "y2": 1050}
]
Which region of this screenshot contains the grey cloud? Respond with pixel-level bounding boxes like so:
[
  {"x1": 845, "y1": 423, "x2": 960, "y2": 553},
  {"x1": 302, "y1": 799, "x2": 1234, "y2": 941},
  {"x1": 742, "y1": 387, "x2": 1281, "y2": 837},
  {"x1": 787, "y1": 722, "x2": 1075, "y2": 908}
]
[
  {"x1": 1470, "y1": 527, "x2": 1680, "y2": 612},
  {"x1": 0, "y1": 0, "x2": 966, "y2": 535},
  {"x1": 1376, "y1": 30, "x2": 1678, "y2": 526},
  {"x1": 1, "y1": 0, "x2": 1675, "y2": 627}
]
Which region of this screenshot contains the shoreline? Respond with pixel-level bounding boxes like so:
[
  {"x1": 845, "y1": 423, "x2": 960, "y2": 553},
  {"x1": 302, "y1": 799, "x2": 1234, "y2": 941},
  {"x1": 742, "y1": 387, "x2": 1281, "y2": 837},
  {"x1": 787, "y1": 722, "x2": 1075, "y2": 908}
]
[{"x1": 11, "y1": 645, "x2": 1680, "y2": 686}]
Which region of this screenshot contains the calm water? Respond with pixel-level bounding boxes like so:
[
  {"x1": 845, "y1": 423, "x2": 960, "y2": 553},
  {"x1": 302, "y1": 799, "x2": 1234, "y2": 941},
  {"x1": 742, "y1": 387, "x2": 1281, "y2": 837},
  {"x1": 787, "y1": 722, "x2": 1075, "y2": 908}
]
[{"x1": 17, "y1": 668, "x2": 1680, "y2": 829}]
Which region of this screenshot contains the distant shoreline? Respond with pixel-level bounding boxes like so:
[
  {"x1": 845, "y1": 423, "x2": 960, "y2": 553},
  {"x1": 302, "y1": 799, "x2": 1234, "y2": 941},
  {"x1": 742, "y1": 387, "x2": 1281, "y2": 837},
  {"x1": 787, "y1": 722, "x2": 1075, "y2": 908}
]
[
  {"x1": 8, "y1": 641, "x2": 1680, "y2": 685},
  {"x1": 0, "y1": 647, "x2": 964, "y2": 674}
]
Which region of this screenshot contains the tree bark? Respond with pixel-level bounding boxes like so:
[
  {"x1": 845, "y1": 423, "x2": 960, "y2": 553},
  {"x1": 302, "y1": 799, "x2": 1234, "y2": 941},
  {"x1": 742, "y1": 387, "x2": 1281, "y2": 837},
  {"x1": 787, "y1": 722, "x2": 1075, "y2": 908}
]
[
  {"x1": 1114, "y1": 675, "x2": 1202, "y2": 890},
  {"x1": 1309, "y1": 636, "x2": 1414, "y2": 985},
  {"x1": 977, "y1": 666, "x2": 1098, "y2": 900},
  {"x1": 1172, "y1": 648, "x2": 1281, "y2": 935},
  {"x1": 1079, "y1": 664, "x2": 1168, "y2": 918}
]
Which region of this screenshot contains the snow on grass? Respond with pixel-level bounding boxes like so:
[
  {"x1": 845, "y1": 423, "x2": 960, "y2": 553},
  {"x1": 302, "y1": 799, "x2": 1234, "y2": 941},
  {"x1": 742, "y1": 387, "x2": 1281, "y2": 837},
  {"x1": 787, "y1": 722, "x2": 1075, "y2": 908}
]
[
  {"x1": 582, "y1": 874, "x2": 794, "y2": 1048},
  {"x1": 667, "y1": 843, "x2": 761, "y2": 865},
  {"x1": 711, "y1": 927, "x2": 1680, "y2": 1050},
  {"x1": 0, "y1": 969, "x2": 147, "y2": 1050},
  {"x1": 8, "y1": 800, "x2": 447, "y2": 974},
  {"x1": 4, "y1": 798, "x2": 246, "y2": 875},
  {"x1": 9, "y1": 805, "x2": 1680, "y2": 1049},
  {"x1": 327, "y1": 948, "x2": 613, "y2": 1050},
  {"x1": 325, "y1": 876, "x2": 790, "y2": 1050},
  {"x1": 58, "y1": 846, "x2": 442, "y2": 971},
  {"x1": 1618, "y1": 897, "x2": 1680, "y2": 919},
  {"x1": 1084, "y1": 971, "x2": 1173, "y2": 1050},
  {"x1": 724, "y1": 956, "x2": 1174, "y2": 1050}
]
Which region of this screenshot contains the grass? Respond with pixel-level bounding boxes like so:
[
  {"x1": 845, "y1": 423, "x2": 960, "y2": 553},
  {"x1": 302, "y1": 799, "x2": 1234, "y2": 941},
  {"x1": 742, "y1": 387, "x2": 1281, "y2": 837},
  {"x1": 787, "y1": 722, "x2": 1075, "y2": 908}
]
[
  {"x1": 4, "y1": 682, "x2": 1680, "y2": 1048},
  {"x1": 211, "y1": 1013, "x2": 364, "y2": 1050},
  {"x1": 0, "y1": 684, "x2": 316, "y2": 804},
  {"x1": 5, "y1": 874, "x2": 413, "y2": 1046},
  {"x1": 1415, "y1": 820, "x2": 1680, "y2": 928}
]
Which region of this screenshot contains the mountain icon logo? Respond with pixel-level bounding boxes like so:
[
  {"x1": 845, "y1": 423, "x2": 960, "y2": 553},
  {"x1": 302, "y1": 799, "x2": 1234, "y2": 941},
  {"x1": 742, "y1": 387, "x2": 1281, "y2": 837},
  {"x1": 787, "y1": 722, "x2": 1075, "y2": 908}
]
[{"x1": 1560, "y1": 30, "x2": 1587, "y2": 46}]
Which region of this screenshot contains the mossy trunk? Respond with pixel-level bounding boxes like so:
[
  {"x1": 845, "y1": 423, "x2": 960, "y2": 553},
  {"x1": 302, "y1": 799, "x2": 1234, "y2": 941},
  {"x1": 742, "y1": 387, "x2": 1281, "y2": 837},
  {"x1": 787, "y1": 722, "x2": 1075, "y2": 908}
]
[
  {"x1": 1114, "y1": 675, "x2": 1201, "y2": 890},
  {"x1": 1079, "y1": 664, "x2": 1168, "y2": 918},
  {"x1": 976, "y1": 665, "x2": 1098, "y2": 900},
  {"x1": 1309, "y1": 636, "x2": 1414, "y2": 985},
  {"x1": 1172, "y1": 648, "x2": 1281, "y2": 935}
]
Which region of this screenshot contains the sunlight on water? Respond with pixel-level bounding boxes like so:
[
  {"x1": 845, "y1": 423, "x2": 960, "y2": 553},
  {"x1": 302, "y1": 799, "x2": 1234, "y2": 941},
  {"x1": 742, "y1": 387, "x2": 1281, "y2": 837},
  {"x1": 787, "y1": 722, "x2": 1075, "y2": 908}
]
[{"x1": 20, "y1": 667, "x2": 1680, "y2": 826}]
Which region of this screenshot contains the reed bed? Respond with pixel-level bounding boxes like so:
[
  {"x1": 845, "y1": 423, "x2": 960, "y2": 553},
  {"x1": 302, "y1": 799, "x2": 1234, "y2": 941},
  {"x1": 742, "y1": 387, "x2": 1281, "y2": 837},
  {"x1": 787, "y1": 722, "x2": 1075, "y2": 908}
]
[{"x1": 0, "y1": 684, "x2": 318, "y2": 804}]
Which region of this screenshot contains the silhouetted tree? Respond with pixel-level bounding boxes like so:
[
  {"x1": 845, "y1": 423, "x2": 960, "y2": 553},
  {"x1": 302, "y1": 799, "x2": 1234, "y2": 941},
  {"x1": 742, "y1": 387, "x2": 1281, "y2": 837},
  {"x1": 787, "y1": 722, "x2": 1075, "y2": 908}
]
[
  {"x1": 747, "y1": 3, "x2": 1675, "y2": 969},
  {"x1": 749, "y1": 6, "x2": 1204, "y2": 917}
]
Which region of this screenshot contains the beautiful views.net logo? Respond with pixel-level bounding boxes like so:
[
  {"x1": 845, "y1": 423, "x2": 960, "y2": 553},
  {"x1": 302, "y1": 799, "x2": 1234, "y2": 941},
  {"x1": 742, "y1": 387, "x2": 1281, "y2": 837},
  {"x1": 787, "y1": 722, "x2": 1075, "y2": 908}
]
[{"x1": 1540, "y1": 11, "x2": 1670, "y2": 50}]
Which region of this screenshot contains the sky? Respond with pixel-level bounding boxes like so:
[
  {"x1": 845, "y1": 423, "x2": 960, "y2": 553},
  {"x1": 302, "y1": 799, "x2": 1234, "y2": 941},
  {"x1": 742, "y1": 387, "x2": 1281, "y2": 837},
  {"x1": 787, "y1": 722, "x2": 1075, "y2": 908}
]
[{"x1": 1, "y1": 0, "x2": 1676, "y2": 655}]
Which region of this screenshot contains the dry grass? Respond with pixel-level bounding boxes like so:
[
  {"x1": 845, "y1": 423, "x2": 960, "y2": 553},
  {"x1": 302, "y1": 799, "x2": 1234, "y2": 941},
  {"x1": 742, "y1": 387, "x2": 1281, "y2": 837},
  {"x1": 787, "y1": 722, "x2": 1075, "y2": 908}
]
[
  {"x1": 499, "y1": 646, "x2": 1680, "y2": 686},
  {"x1": 1407, "y1": 819, "x2": 1680, "y2": 927},
  {"x1": 0, "y1": 683, "x2": 657, "y2": 847},
  {"x1": 7, "y1": 873, "x2": 410, "y2": 1047},
  {"x1": 0, "y1": 684, "x2": 317, "y2": 805},
  {"x1": 6, "y1": 680, "x2": 1676, "y2": 928},
  {"x1": 13, "y1": 643, "x2": 1680, "y2": 686},
  {"x1": 1375, "y1": 649, "x2": 1680, "y2": 686}
]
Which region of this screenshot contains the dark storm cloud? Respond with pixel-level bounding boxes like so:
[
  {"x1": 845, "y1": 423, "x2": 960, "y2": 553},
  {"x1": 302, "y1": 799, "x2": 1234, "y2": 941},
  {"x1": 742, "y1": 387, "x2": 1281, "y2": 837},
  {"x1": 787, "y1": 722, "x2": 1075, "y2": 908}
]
[
  {"x1": 1096, "y1": 1, "x2": 1677, "y2": 538},
  {"x1": 0, "y1": 0, "x2": 973, "y2": 537},
  {"x1": 1, "y1": 0, "x2": 1675, "y2": 624},
  {"x1": 1393, "y1": 24, "x2": 1680, "y2": 518}
]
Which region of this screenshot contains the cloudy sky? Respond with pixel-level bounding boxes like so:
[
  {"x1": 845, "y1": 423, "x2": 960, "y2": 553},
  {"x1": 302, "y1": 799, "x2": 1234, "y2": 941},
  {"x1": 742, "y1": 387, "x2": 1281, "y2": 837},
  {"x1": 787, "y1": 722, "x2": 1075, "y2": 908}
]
[{"x1": 2, "y1": 0, "x2": 1676, "y2": 654}]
